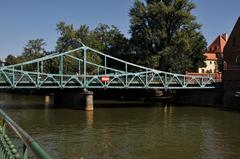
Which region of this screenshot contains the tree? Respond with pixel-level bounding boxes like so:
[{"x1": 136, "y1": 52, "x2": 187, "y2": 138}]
[
  {"x1": 55, "y1": 22, "x2": 130, "y2": 73},
  {"x1": 20, "y1": 39, "x2": 47, "y2": 71},
  {"x1": 93, "y1": 24, "x2": 130, "y2": 69},
  {"x1": 5, "y1": 39, "x2": 47, "y2": 71},
  {"x1": 5, "y1": 55, "x2": 18, "y2": 65},
  {"x1": 129, "y1": 0, "x2": 207, "y2": 73},
  {"x1": 56, "y1": 22, "x2": 101, "y2": 74},
  {"x1": 22, "y1": 39, "x2": 46, "y2": 60}
]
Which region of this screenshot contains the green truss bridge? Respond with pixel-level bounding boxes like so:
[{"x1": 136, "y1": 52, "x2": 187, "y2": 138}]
[
  {"x1": 0, "y1": 43, "x2": 217, "y2": 158},
  {"x1": 0, "y1": 43, "x2": 215, "y2": 90}
]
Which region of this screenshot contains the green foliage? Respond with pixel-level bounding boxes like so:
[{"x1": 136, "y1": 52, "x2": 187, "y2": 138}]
[
  {"x1": 55, "y1": 22, "x2": 129, "y2": 72},
  {"x1": 4, "y1": 0, "x2": 207, "y2": 74},
  {"x1": 5, "y1": 55, "x2": 18, "y2": 65},
  {"x1": 5, "y1": 39, "x2": 46, "y2": 66},
  {"x1": 129, "y1": 0, "x2": 207, "y2": 73},
  {"x1": 56, "y1": 22, "x2": 101, "y2": 74},
  {"x1": 22, "y1": 39, "x2": 46, "y2": 60},
  {"x1": 5, "y1": 39, "x2": 47, "y2": 71}
]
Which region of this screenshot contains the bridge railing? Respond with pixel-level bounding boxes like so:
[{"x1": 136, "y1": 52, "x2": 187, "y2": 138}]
[
  {"x1": 0, "y1": 43, "x2": 216, "y2": 89},
  {"x1": 0, "y1": 109, "x2": 52, "y2": 159}
]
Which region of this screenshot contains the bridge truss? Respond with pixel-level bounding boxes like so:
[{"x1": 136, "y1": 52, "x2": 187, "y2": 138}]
[{"x1": 0, "y1": 44, "x2": 215, "y2": 89}]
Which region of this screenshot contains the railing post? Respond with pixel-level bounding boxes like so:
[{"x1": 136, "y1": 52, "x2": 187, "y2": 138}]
[
  {"x1": 164, "y1": 73, "x2": 168, "y2": 90},
  {"x1": 83, "y1": 47, "x2": 87, "y2": 88},
  {"x1": 12, "y1": 67, "x2": 15, "y2": 88},
  {"x1": 37, "y1": 62, "x2": 40, "y2": 88},
  {"x1": 2, "y1": 120, "x2": 5, "y2": 135},
  {"x1": 145, "y1": 69, "x2": 148, "y2": 87},
  {"x1": 23, "y1": 144, "x2": 28, "y2": 159},
  {"x1": 78, "y1": 60, "x2": 81, "y2": 75},
  {"x1": 104, "y1": 56, "x2": 107, "y2": 75},
  {"x1": 183, "y1": 76, "x2": 186, "y2": 87},
  {"x1": 125, "y1": 63, "x2": 128, "y2": 87},
  {"x1": 41, "y1": 61, "x2": 43, "y2": 73},
  {"x1": 59, "y1": 56, "x2": 64, "y2": 87},
  {"x1": 59, "y1": 56, "x2": 64, "y2": 74}
]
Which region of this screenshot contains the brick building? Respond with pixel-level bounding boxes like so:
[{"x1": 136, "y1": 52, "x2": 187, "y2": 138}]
[
  {"x1": 223, "y1": 17, "x2": 240, "y2": 107},
  {"x1": 187, "y1": 34, "x2": 227, "y2": 82},
  {"x1": 198, "y1": 33, "x2": 228, "y2": 73}
]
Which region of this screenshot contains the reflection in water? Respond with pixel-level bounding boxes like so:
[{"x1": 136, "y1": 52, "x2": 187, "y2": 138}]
[
  {"x1": 1, "y1": 93, "x2": 240, "y2": 159},
  {"x1": 85, "y1": 111, "x2": 94, "y2": 128}
]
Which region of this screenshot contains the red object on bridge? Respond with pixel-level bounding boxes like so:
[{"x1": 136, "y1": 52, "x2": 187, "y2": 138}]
[{"x1": 101, "y1": 76, "x2": 110, "y2": 82}]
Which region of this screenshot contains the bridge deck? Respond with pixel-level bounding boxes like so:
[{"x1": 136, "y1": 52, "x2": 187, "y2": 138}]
[{"x1": 0, "y1": 44, "x2": 215, "y2": 90}]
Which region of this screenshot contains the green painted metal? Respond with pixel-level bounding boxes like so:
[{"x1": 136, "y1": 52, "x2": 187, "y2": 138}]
[
  {"x1": 83, "y1": 48, "x2": 87, "y2": 89},
  {"x1": 0, "y1": 43, "x2": 216, "y2": 89},
  {"x1": 0, "y1": 109, "x2": 52, "y2": 159}
]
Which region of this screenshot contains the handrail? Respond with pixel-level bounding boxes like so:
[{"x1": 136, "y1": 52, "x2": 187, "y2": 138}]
[
  {"x1": 0, "y1": 43, "x2": 215, "y2": 89},
  {"x1": 0, "y1": 109, "x2": 52, "y2": 159}
]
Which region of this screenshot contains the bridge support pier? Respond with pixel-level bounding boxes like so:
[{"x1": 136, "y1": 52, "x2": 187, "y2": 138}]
[
  {"x1": 44, "y1": 95, "x2": 51, "y2": 107},
  {"x1": 53, "y1": 90, "x2": 94, "y2": 110},
  {"x1": 81, "y1": 90, "x2": 94, "y2": 111}
]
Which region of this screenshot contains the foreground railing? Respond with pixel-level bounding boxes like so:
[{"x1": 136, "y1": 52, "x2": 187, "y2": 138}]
[{"x1": 0, "y1": 109, "x2": 52, "y2": 159}]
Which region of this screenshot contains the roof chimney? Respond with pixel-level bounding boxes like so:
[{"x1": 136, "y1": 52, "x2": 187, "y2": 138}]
[{"x1": 222, "y1": 33, "x2": 228, "y2": 41}]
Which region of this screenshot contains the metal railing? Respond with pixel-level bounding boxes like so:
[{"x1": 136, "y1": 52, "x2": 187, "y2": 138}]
[
  {"x1": 0, "y1": 109, "x2": 52, "y2": 159},
  {"x1": 0, "y1": 43, "x2": 215, "y2": 89}
]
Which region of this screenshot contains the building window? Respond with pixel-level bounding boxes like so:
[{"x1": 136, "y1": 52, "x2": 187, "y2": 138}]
[
  {"x1": 210, "y1": 61, "x2": 212, "y2": 64},
  {"x1": 202, "y1": 69, "x2": 205, "y2": 73}
]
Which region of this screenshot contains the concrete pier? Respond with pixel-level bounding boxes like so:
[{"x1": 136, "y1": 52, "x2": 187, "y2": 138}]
[
  {"x1": 44, "y1": 95, "x2": 51, "y2": 107},
  {"x1": 82, "y1": 90, "x2": 94, "y2": 111},
  {"x1": 54, "y1": 90, "x2": 94, "y2": 110}
]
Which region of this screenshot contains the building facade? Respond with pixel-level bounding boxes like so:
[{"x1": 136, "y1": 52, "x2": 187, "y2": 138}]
[
  {"x1": 198, "y1": 53, "x2": 217, "y2": 73},
  {"x1": 223, "y1": 17, "x2": 240, "y2": 108},
  {"x1": 187, "y1": 34, "x2": 227, "y2": 82},
  {"x1": 198, "y1": 33, "x2": 228, "y2": 73}
]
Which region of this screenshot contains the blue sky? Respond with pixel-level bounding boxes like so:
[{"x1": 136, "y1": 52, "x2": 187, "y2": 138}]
[{"x1": 0, "y1": 0, "x2": 239, "y2": 59}]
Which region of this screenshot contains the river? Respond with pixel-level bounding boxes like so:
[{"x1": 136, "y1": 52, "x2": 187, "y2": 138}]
[{"x1": 0, "y1": 93, "x2": 240, "y2": 159}]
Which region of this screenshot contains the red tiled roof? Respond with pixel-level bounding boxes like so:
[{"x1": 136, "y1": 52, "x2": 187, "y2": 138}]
[
  {"x1": 207, "y1": 34, "x2": 227, "y2": 53},
  {"x1": 204, "y1": 52, "x2": 217, "y2": 60}
]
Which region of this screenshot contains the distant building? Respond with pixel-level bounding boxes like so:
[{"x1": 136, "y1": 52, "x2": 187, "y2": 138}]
[
  {"x1": 0, "y1": 58, "x2": 6, "y2": 67},
  {"x1": 207, "y1": 33, "x2": 228, "y2": 57},
  {"x1": 198, "y1": 52, "x2": 218, "y2": 73},
  {"x1": 186, "y1": 34, "x2": 228, "y2": 82},
  {"x1": 224, "y1": 18, "x2": 240, "y2": 68},
  {"x1": 198, "y1": 33, "x2": 228, "y2": 73}
]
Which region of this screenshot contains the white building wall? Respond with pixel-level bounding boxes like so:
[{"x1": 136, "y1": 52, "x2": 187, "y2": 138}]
[{"x1": 198, "y1": 60, "x2": 217, "y2": 73}]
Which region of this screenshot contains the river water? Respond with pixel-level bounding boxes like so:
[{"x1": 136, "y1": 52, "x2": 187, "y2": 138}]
[{"x1": 0, "y1": 93, "x2": 240, "y2": 159}]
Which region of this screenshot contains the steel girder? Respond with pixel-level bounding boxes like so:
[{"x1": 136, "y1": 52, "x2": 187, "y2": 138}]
[{"x1": 0, "y1": 44, "x2": 215, "y2": 89}]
